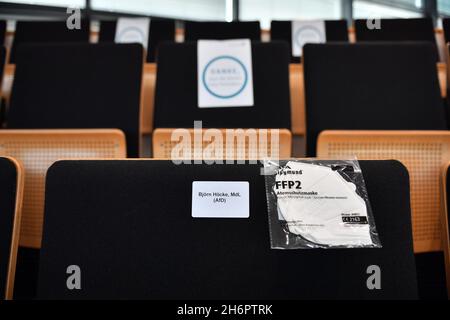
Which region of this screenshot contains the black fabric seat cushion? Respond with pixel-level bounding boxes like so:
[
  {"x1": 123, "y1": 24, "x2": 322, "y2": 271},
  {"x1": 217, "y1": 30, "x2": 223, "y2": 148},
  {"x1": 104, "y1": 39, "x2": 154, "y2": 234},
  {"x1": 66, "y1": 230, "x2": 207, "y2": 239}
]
[
  {"x1": 270, "y1": 20, "x2": 349, "y2": 63},
  {"x1": 303, "y1": 42, "x2": 447, "y2": 156},
  {"x1": 153, "y1": 41, "x2": 291, "y2": 129},
  {"x1": 354, "y1": 18, "x2": 436, "y2": 42},
  {"x1": 0, "y1": 46, "x2": 5, "y2": 82},
  {"x1": 448, "y1": 166, "x2": 450, "y2": 244},
  {"x1": 38, "y1": 160, "x2": 417, "y2": 299},
  {"x1": 415, "y1": 252, "x2": 447, "y2": 299},
  {"x1": 422, "y1": 166, "x2": 450, "y2": 298},
  {"x1": 443, "y1": 18, "x2": 450, "y2": 44},
  {"x1": 184, "y1": 21, "x2": 261, "y2": 41},
  {"x1": 98, "y1": 19, "x2": 175, "y2": 62},
  {"x1": 13, "y1": 247, "x2": 39, "y2": 300},
  {"x1": 7, "y1": 43, "x2": 142, "y2": 157},
  {"x1": 0, "y1": 20, "x2": 6, "y2": 47},
  {"x1": 354, "y1": 18, "x2": 438, "y2": 61},
  {"x1": 0, "y1": 157, "x2": 19, "y2": 298},
  {"x1": 9, "y1": 20, "x2": 90, "y2": 63},
  {"x1": 0, "y1": 46, "x2": 5, "y2": 127}
]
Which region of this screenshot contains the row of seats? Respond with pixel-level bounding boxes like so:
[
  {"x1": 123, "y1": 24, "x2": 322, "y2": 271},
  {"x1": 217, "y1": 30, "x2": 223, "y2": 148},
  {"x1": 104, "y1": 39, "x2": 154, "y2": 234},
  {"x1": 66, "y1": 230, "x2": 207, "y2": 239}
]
[
  {"x1": 0, "y1": 19, "x2": 448, "y2": 299},
  {"x1": 1, "y1": 18, "x2": 450, "y2": 63},
  {"x1": 0, "y1": 41, "x2": 449, "y2": 257},
  {"x1": 2, "y1": 129, "x2": 449, "y2": 255},
  {"x1": 0, "y1": 158, "x2": 449, "y2": 299},
  {"x1": 1, "y1": 49, "x2": 447, "y2": 139},
  {"x1": 0, "y1": 18, "x2": 448, "y2": 138},
  {"x1": 1, "y1": 54, "x2": 448, "y2": 141},
  {"x1": 0, "y1": 41, "x2": 448, "y2": 153},
  {"x1": 1, "y1": 156, "x2": 449, "y2": 299}
]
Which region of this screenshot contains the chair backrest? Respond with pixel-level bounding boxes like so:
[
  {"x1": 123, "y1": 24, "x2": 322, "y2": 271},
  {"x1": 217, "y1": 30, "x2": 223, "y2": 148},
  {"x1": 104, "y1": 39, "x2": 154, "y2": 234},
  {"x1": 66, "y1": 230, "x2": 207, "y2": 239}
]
[
  {"x1": 447, "y1": 44, "x2": 450, "y2": 128},
  {"x1": 152, "y1": 128, "x2": 292, "y2": 160},
  {"x1": 153, "y1": 41, "x2": 291, "y2": 130},
  {"x1": 443, "y1": 18, "x2": 450, "y2": 44},
  {"x1": 0, "y1": 156, "x2": 23, "y2": 300},
  {"x1": 303, "y1": 43, "x2": 447, "y2": 156},
  {"x1": 38, "y1": 159, "x2": 417, "y2": 299},
  {"x1": 141, "y1": 62, "x2": 305, "y2": 137},
  {"x1": 184, "y1": 21, "x2": 261, "y2": 41},
  {"x1": 354, "y1": 18, "x2": 436, "y2": 42},
  {"x1": 9, "y1": 20, "x2": 90, "y2": 63},
  {"x1": 0, "y1": 46, "x2": 5, "y2": 92},
  {"x1": 0, "y1": 129, "x2": 126, "y2": 249},
  {"x1": 355, "y1": 18, "x2": 438, "y2": 60},
  {"x1": 98, "y1": 19, "x2": 175, "y2": 62},
  {"x1": 317, "y1": 130, "x2": 450, "y2": 254},
  {"x1": 0, "y1": 20, "x2": 6, "y2": 47},
  {"x1": 7, "y1": 43, "x2": 143, "y2": 157},
  {"x1": 270, "y1": 20, "x2": 349, "y2": 63},
  {"x1": 441, "y1": 162, "x2": 450, "y2": 296}
]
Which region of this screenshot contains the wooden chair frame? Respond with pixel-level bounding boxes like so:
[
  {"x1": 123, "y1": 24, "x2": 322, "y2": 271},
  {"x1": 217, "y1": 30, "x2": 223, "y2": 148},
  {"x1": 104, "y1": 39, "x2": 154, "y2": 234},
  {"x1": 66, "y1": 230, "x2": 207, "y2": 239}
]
[
  {"x1": 0, "y1": 129, "x2": 126, "y2": 249},
  {"x1": 440, "y1": 162, "x2": 450, "y2": 298},
  {"x1": 153, "y1": 128, "x2": 292, "y2": 160},
  {"x1": 317, "y1": 130, "x2": 450, "y2": 253},
  {"x1": 1, "y1": 156, "x2": 23, "y2": 300}
]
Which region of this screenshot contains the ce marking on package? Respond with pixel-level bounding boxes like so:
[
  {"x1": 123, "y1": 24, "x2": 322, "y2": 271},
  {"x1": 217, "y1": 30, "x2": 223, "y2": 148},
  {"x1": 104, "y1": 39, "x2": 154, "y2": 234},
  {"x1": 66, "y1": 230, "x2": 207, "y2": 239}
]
[{"x1": 177, "y1": 304, "x2": 273, "y2": 318}]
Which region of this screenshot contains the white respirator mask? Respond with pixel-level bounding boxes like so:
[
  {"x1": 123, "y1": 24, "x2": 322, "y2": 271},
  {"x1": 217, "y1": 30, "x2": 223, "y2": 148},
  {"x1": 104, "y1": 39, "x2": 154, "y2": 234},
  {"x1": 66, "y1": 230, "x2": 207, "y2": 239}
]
[{"x1": 273, "y1": 161, "x2": 374, "y2": 247}]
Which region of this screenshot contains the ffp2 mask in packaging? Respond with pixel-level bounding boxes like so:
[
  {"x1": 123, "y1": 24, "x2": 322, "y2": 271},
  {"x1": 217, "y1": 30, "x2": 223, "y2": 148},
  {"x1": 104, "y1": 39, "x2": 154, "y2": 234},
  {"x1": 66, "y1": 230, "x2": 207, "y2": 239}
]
[{"x1": 264, "y1": 159, "x2": 382, "y2": 249}]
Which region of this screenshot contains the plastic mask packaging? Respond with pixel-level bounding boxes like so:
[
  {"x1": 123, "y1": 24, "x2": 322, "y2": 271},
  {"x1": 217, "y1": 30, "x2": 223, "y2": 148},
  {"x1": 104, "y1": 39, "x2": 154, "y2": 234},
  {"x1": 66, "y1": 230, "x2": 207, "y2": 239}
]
[{"x1": 263, "y1": 159, "x2": 382, "y2": 249}]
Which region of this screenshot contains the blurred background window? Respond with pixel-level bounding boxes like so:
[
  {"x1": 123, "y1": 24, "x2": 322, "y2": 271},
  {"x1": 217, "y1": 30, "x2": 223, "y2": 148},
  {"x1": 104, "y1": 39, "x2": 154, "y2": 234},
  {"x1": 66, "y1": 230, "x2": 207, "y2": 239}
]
[
  {"x1": 239, "y1": 0, "x2": 342, "y2": 29},
  {"x1": 1, "y1": 0, "x2": 84, "y2": 8},
  {"x1": 354, "y1": 0, "x2": 423, "y2": 19},
  {"x1": 91, "y1": 0, "x2": 228, "y2": 21},
  {"x1": 438, "y1": 0, "x2": 450, "y2": 16},
  {"x1": 0, "y1": 0, "x2": 449, "y2": 25}
]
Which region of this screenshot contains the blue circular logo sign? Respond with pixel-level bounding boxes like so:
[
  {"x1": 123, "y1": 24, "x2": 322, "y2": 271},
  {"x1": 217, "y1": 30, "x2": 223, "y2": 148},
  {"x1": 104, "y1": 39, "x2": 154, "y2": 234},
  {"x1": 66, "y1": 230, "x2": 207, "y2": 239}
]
[
  {"x1": 202, "y1": 55, "x2": 248, "y2": 99},
  {"x1": 117, "y1": 26, "x2": 146, "y2": 43},
  {"x1": 294, "y1": 26, "x2": 325, "y2": 49}
]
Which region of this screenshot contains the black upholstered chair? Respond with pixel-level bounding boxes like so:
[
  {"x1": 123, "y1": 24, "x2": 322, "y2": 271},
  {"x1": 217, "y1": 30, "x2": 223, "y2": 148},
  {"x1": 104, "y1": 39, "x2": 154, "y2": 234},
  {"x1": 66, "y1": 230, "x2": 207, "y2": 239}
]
[
  {"x1": 270, "y1": 20, "x2": 348, "y2": 63},
  {"x1": 98, "y1": 19, "x2": 175, "y2": 62},
  {"x1": 354, "y1": 18, "x2": 436, "y2": 42},
  {"x1": 303, "y1": 42, "x2": 446, "y2": 157},
  {"x1": 7, "y1": 43, "x2": 143, "y2": 157},
  {"x1": 441, "y1": 162, "x2": 450, "y2": 298},
  {"x1": 38, "y1": 159, "x2": 417, "y2": 299},
  {"x1": 354, "y1": 18, "x2": 438, "y2": 61},
  {"x1": 443, "y1": 18, "x2": 450, "y2": 44},
  {"x1": 307, "y1": 42, "x2": 448, "y2": 299},
  {"x1": 0, "y1": 46, "x2": 6, "y2": 127},
  {"x1": 0, "y1": 20, "x2": 6, "y2": 47},
  {"x1": 9, "y1": 20, "x2": 90, "y2": 63},
  {"x1": 0, "y1": 157, "x2": 23, "y2": 300},
  {"x1": 154, "y1": 41, "x2": 291, "y2": 130}
]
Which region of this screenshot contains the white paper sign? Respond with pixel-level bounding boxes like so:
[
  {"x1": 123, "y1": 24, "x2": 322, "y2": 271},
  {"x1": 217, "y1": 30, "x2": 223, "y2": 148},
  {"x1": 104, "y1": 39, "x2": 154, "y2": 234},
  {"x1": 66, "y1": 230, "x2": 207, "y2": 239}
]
[
  {"x1": 192, "y1": 181, "x2": 250, "y2": 218},
  {"x1": 197, "y1": 39, "x2": 254, "y2": 108},
  {"x1": 115, "y1": 17, "x2": 150, "y2": 49},
  {"x1": 291, "y1": 20, "x2": 326, "y2": 57}
]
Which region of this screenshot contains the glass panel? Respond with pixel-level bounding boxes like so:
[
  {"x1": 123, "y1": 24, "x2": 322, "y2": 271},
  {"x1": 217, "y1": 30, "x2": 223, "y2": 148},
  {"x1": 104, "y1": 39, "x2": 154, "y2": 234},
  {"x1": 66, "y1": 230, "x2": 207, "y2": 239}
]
[
  {"x1": 353, "y1": 0, "x2": 423, "y2": 19},
  {"x1": 438, "y1": 0, "x2": 450, "y2": 16},
  {"x1": 239, "y1": 0, "x2": 342, "y2": 30},
  {"x1": 0, "y1": 0, "x2": 85, "y2": 8},
  {"x1": 91, "y1": 0, "x2": 227, "y2": 21}
]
